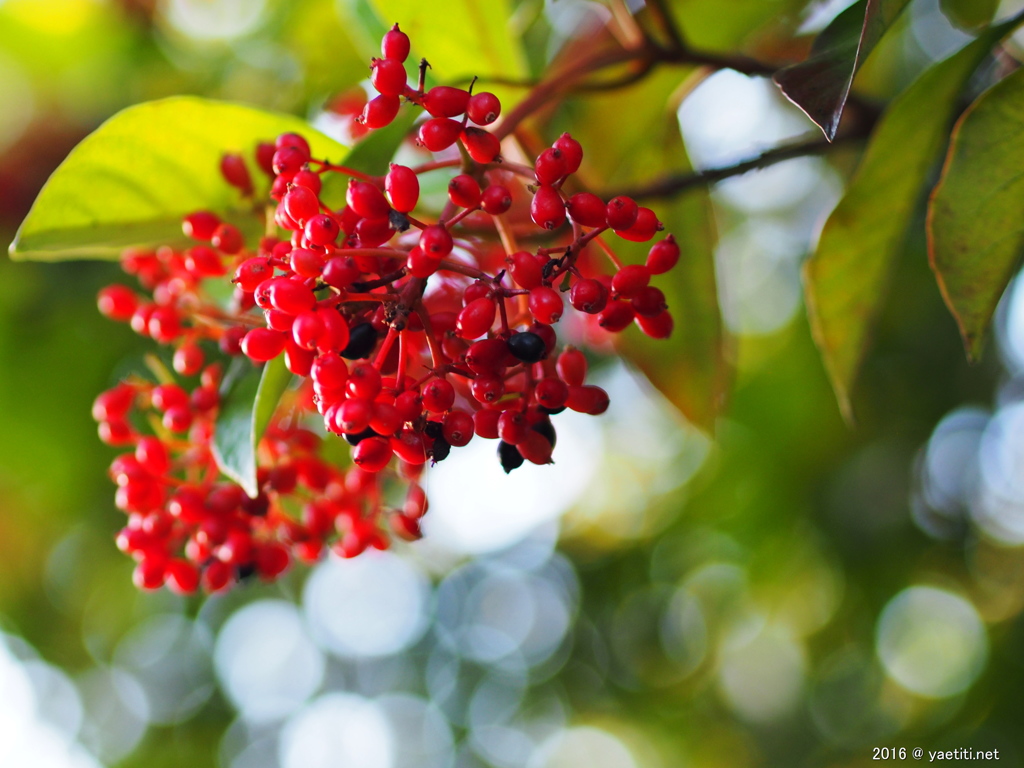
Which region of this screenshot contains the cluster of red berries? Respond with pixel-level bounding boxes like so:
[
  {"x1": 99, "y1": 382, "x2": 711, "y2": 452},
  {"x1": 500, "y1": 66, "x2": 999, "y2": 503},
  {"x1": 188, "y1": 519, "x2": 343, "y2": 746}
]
[{"x1": 93, "y1": 23, "x2": 681, "y2": 593}]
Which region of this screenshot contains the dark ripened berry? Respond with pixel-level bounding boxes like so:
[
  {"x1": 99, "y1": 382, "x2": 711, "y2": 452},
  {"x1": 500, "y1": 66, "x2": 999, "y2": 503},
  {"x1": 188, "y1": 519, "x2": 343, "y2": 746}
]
[
  {"x1": 481, "y1": 185, "x2": 512, "y2": 215},
  {"x1": 530, "y1": 185, "x2": 566, "y2": 230},
  {"x1": 498, "y1": 441, "x2": 524, "y2": 473},
  {"x1": 567, "y1": 192, "x2": 606, "y2": 228},
  {"x1": 340, "y1": 322, "x2": 378, "y2": 359},
  {"x1": 381, "y1": 23, "x2": 410, "y2": 61},
  {"x1": 467, "y1": 92, "x2": 501, "y2": 125},
  {"x1": 506, "y1": 331, "x2": 546, "y2": 363},
  {"x1": 385, "y1": 164, "x2": 419, "y2": 213}
]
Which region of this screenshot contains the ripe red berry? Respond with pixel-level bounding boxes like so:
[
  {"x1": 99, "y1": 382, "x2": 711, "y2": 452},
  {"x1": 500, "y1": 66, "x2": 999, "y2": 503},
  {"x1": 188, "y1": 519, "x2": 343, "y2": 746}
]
[
  {"x1": 471, "y1": 374, "x2": 504, "y2": 404},
  {"x1": 290, "y1": 247, "x2": 326, "y2": 278},
  {"x1": 569, "y1": 278, "x2": 608, "y2": 314},
  {"x1": 610, "y1": 264, "x2": 650, "y2": 299},
  {"x1": 322, "y1": 256, "x2": 360, "y2": 289},
  {"x1": 616, "y1": 207, "x2": 662, "y2": 242},
  {"x1": 467, "y1": 92, "x2": 501, "y2": 125},
  {"x1": 534, "y1": 377, "x2": 569, "y2": 410},
  {"x1": 465, "y1": 337, "x2": 508, "y2": 373},
  {"x1": 473, "y1": 408, "x2": 501, "y2": 438},
  {"x1": 234, "y1": 257, "x2": 272, "y2": 292},
  {"x1": 185, "y1": 245, "x2": 225, "y2": 277},
  {"x1": 646, "y1": 235, "x2": 680, "y2": 274},
  {"x1": 370, "y1": 57, "x2": 407, "y2": 96},
  {"x1": 173, "y1": 343, "x2": 204, "y2": 376},
  {"x1": 212, "y1": 223, "x2": 243, "y2": 254},
  {"x1": 423, "y1": 86, "x2": 471, "y2": 118},
  {"x1": 443, "y1": 410, "x2": 475, "y2": 446},
  {"x1": 97, "y1": 285, "x2": 139, "y2": 321},
  {"x1": 636, "y1": 310, "x2": 674, "y2": 338},
  {"x1": 166, "y1": 560, "x2": 200, "y2": 595},
  {"x1": 273, "y1": 146, "x2": 308, "y2": 178},
  {"x1": 631, "y1": 286, "x2": 667, "y2": 317},
  {"x1": 385, "y1": 164, "x2": 420, "y2": 213},
  {"x1": 597, "y1": 301, "x2": 635, "y2": 332},
  {"x1": 518, "y1": 430, "x2": 554, "y2": 465},
  {"x1": 566, "y1": 384, "x2": 610, "y2": 415},
  {"x1": 284, "y1": 185, "x2": 320, "y2": 223},
  {"x1": 553, "y1": 133, "x2": 583, "y2": 174},
  {"x1": 183, "y1": 211, "x2": 221, "y2": 240},
  {"x1": 419, "y1": 225, "x2": 453, "y2": 257},
  {"x1": 255, "y1": 142, "x2": 276, "y2": 177},
  {"x1": 292, "y1": 169, "x2": 323, "y2": 194},
  {"x1": 406, "y1": 246, "x2": 442, "y2": 278},
  {"x1": 417, "y1": 118, "x2": 463, "y2": 152},
  {"x1": 268, "y1": 278, "x2": 316, "y2": 314},
  {"x1": 304, "y1": 214, "x2": 340, "y2": 245},
  {"x1": 566, "y1": 192, "x2": 606, "y2": 228},
  {"x1": 456, "y1": 297, "x2": 496, "y2": 339},
  {"x1": 460, "y1": 127, "x2": 501, "y2": 163},
  {"x1": 606, "y1": 196, "x2": 639, "y2": 230},
  {"x1": 360, "y1": 94, "x2": 401, "y2": 128},
  {"x1": 292, "y1": 310, "x2": 324, "y2": 350},
  {"x1": 556, "y1": 347, "x2": 587, "y2": 386},
  {"x1": 529, "y1": 286, "x2": 563, "y2": 325},
  {"x1": 422, "y1": 378, "x2": 456, "y2": 413},
  {"x1": 448, "y1": 174, "x2": 482, "y2": 208},
  {"x1": 498, "y1": 411, "x2": 529, "y2": 445},
  {"x1": 530, "y1": 185, "x2": 566, "y2": 230},
  {"x1": 347, "y1": 362, "x2": 382, "y2": 400},
  {"x1": 481, "y1": 185, "x2": 512, "y2": 215},
  {"x1": 355, "y1": 216, "x2": 393, "y2": 248},
  {"x1": 276, "y1": 132, "x2": 311, "y2": 156},
  {"x1": 242, "y1": 328, "x2": 287, "y2": 361},
  {"x1": 381, "y1": 23, "x2": 410, "y2": 61},
  {"x1": 534, "y1": 148, "x2": 567, "y2": 185},
  {"x1": 220, "y1": 153, "x2": 253, "y2": 194},
  {"x1": 347, "y1": 179, "x2": 391, "y2": 219},
  {"x1": 353, "y1": 436, "x2": 392, "y2": 472},
  {"x1": 509, "y1": 251, "x2": 543, "y2": 289}
]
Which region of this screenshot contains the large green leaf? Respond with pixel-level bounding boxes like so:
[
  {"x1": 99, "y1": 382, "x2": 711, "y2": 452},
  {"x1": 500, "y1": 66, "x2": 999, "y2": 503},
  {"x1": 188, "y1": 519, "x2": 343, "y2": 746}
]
[
  {"x1": 774, "y1": 0, "x2": 911, "y2": 140},
  {"x1": 805, "y1": 26, "x2": 1013, "y2": 420},
  {"x1": 573, "y1": 69, "x2": 726, "y2": 432},
  {"x1": 365, "y1": 0, "x2": 526, "y2": 106},
  {"x1": 940, "y1": 0, "x2": 999, "y2": 31},
  {"x1": 212, "y1": 357, "x2": 292, "y2": 499},
  {"x1": 929, "y1": 66, "x2": 1024, "y2": 362},
  {"x1": 9, "y1": 96, "x2": 348, "y2": 261}
]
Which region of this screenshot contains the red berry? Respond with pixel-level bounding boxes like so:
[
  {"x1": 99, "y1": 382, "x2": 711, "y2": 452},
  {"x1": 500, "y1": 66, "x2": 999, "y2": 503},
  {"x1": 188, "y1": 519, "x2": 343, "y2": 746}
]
[
  {"x1": 566, "y1": 385, "x2": 610, "y2": 415},
  {"x1": 611, "y1": 264, "x2": 650, "y2": 299},
  {"x1": 467, "y1": 92, "x2": 501, "y2": 125},
  {"x1": 567, "y1": 192, "x2": 606, "y2": 228},
  {"x1": 569, "y1": 278, "x2": 608, "y2": 314},
  {"x1": 152, "y1": 384, "x2": 189, "y2": 412},
  {"x1": 460, "y1": 128, "x2": 501, "y2": 163},
  {"x1": 534, "y1": 148, "x2": 567, "y2": 185},
  {"x1": 597, "y1": 301, "x2": 635, "y2": 332},
  {"x1": 347, "y1": 179, "x2": 391, "y2": 219},
  {"x1": 370, "y1": 401, "x2": 403, "y2": 436},
  {"x1": 360, "y1": 94, "x2": 401, "y2": 128},
  {"x1": 242, "y1": 328, "x2": 287, "y2": 361},
  {"x1": 636, "y1": 310, "x2": 674, "y2": 338},
  {"x1": 422, "y1": 378, "x2": 456, "y2": 413},
  {"x1": 234, "y1": 257, "x2": 272, "y2": 292},
  {"x1": 456, "y1": 297, "x2": 496, "y2": 339},
  {"x1": 273, "y1": 146, "x2": 308, "y2": 177},
  {"x1": 381, "y1": 23, "x2": 410, "y2": 61},
  {"x1": 292, "y1": 169, "x2": 323, "y2": 194},
  {"x1": 509, "y1": 251, "x2": 543, "y2": 289},
  {"x1": 347, "y1": 362, "x2": 382, "y2": 399},
  {"x1": 290, "y1": 247, "x2": 325, "y2": 278},
  {"x1": 97, "y1": 285, "x2": 139, "y2": 321},
  {"x1": 385, "y1": 164, "x2": 420, "y2": 213},
  {"x1": 166, "y1": 559, "x2": 200, "y2": 595},
  {"x1": 606, "y1": 196, "x2": 639, "y2": 230},
  {"x1": 465, "y1": 337, "x2": 509, "y2": 373},
  {"x1": 616, "y1": 207, "x2": 662, "y2": 242},
  {"x1": 423, "y1": 86, "x2": 471, "y2": 118},
  {"x1": 417, "y1": 118, "x2": 463, "y2": 152},
  {"x1": 442, "y1": 410, "x2": 475, "y2": 446},
  {"x1": 318, "y1": 309, "x2": 351, "y2": 353},
  {"x1": 474, "y1": 408, "x2": 501, "y2": 438},
  {"x1": 256, "y1": 542, "x2": 291, "y2": 579},
  {"x1": 448, "y1": 174, "x2": 482, "y2": 208},
  {"x1": 255, "y1": 143, "x2": 276, "y2": 177},
  {"x1": 304, "y1": 214, "x2": 340, "y2": 245},
  {"x1": 185, "y1": 245, "x2": 225, "y2": 277},
  {"x1": 370, "y1": 57, "x2": 407, "y2": 96},
  {"x1": 220, "y1": 153, "x2": 253, "y2": 194},
  {"x1": 646, "y1": 235, "x2": 680, "y2": 274},
  {"x1": 471, "y1": 374, "x2": 504, "y2": 404},
  {"x1": 212, "y1": 223, "x2": 244, "y2": 254},
  {"x1": 534, "y1": 377, "x2": 569, "y2": 409},
  {"x1": 183, "y1": 211, "x2": 221, "y2": 240},
  {"x1": 353, "y1": 436, "x2": 392, "y2": 472},
  {"x1": 337, "y1": 398, "x2": 373, "y2": 434},
  {"x1": 498, "y1": 410, "x2": 529, "y2": 445},
  {"x1": 276, "y1": 132, "x2": 311, "y2": 156},
  {"x1": 268, "y1": 277, "x2": 316, "y2": 314},
  {"x1": 284, "y1": 185, "x2": 320, "y2": 223},
  {"x1": 530, "y1": 185, "x2": 566, "y2": 230},
  {"x1": 481, "y1": 185, "x2": 512, "y2": 215},
  {"x1": 173, "y1": 343, "x2": 204, "y2": 376},
  {"x1": 553, "y1": 133, "x2": 583, "y2": 174},
  {"x1": 391, "y1": 430, "x2": 428, "y2": 465},
  {"x1": 419, "y1": 225, "x2": 453, "y2": 257},
  {"x1": 292, "y1": 310, "x2": 324, "y2": 350},
  {"x1": 528, "y1": 286, "x2": 563, "y2": 324},
  {"x1": 322, "y1": 256, "x2": 360, "y2": 289},
  {"x1": 355, "y1": 216, "x2": 393, "y2": 248},
  {"x1": 406, "y1": 246, "x2": 442, "y2": 278},
  {"x1": 311, "y1": 353, "x2": 349, "y2": 389},
  {"x1": 203, "y1": 560, "x2": 233, "y2": 593},
  {"x1": 631, "y1": 286, "x2": 667, "y2": 317},
  {"x1": 518, "y1": 430, "x2": 554, "y2": 465}
]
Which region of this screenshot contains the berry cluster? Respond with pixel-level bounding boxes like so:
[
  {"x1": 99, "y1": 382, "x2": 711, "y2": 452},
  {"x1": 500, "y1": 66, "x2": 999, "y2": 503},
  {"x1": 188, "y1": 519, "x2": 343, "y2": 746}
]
[{"x1": 93, "y1": 23, "x2": 680, "y2": 593}]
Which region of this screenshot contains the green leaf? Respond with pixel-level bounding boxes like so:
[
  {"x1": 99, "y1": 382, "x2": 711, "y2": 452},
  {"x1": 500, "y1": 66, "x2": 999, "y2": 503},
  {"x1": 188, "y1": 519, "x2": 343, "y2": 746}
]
[
  {"x1": 940, "y1": 0, "x2": 998, "y2": 31},
  {"x1": 364, "y1": 0, "x2": 527, "y2": 106},
  {"x1": 805, "y1": 24, "x2": 1014, "y2": 419},
  {"x1": 212, "y1": 357, "x2": 292, "y2": 498},
  {"x1": 929, "y1": 65, "x2": 1024, "y2": 362},
  {"x1": 572, "y1": 69, "x2": 727, "y2": 432},
  {"x1": 9, "y1": 96, "x2": 348, "y2": 261},
  {"x1": 774, "y1": 0, "x2": 911, "y2": 140}
]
